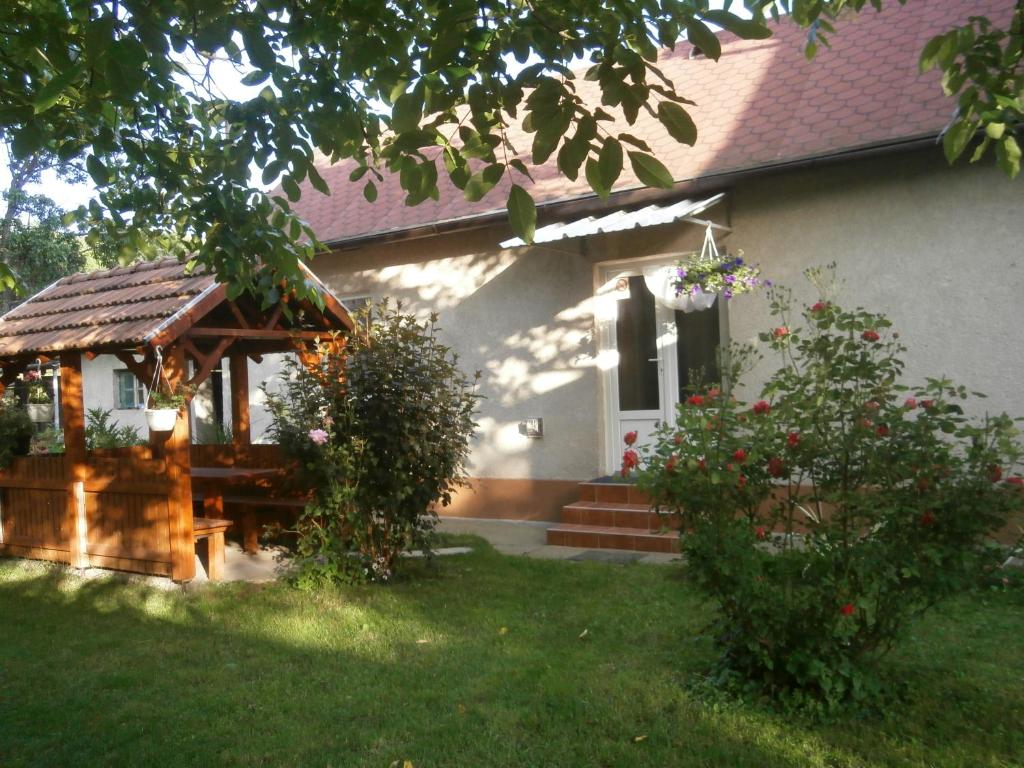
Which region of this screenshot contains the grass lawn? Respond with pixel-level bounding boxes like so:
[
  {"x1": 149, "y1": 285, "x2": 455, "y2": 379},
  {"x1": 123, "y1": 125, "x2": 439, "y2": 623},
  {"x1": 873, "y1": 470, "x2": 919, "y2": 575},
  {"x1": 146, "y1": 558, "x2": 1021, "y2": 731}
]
[{"x1": 1, "y1": 537, "x2": 1022, "y2": 768}]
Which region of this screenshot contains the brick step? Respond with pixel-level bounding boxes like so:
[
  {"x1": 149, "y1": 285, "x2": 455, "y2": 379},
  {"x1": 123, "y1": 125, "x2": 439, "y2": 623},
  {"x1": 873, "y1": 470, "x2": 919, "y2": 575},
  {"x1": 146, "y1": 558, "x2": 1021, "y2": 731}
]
[
  {"x1": 561, "y1": 501, "x2": 679, "y2": 532},
  {"x1": 578, "y1": 481, "x2": 651, "y2": 506},
  {"x1": 547, "y1": 523, "x2": 680, "y2": 554}
]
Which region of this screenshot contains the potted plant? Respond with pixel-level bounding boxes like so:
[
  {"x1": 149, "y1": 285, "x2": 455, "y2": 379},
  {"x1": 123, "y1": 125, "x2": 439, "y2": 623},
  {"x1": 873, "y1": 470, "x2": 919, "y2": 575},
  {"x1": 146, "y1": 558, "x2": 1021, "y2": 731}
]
[
  {"x1": 668, "y1": 252, "x2": 765, "y2": 312},
  {"x1": 22, "y1": 370, "x2": 55, "y2": 424},
  {"x1": 146, "y1": 385, "x2": 192, "y2": 432}
]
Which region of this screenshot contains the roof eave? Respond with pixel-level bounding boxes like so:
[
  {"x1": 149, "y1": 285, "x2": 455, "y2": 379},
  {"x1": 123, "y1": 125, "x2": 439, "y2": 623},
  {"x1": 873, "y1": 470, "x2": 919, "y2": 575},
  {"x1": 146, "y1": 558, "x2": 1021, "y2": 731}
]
[{"x1": 319, "y1": 133, "x2": 941, "y2": 251}]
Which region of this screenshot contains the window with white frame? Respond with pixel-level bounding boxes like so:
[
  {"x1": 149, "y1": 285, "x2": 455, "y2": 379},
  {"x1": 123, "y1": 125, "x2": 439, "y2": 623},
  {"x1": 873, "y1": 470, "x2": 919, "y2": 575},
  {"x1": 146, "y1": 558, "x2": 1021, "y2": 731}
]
[{"x1": 114, "y1": 369, "x2": 146, "y2": 409}]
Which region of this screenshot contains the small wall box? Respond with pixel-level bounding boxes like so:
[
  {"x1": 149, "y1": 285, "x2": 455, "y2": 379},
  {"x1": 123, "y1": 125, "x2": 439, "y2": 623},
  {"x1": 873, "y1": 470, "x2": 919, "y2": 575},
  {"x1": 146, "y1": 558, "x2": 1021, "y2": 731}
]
[{"x1": 520, "y1": 418, "x2": 543, "y2": 438}]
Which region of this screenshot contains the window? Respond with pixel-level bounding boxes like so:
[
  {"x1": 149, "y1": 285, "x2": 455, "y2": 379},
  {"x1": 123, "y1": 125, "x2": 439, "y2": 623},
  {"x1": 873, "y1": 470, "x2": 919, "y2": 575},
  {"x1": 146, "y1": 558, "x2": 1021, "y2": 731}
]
[
  {"x1": 675, "y1": 304, "x2": 722, "y2": 397},
  {"x1": 114, "y1": 370, "x2": 146, "y2": 409}
]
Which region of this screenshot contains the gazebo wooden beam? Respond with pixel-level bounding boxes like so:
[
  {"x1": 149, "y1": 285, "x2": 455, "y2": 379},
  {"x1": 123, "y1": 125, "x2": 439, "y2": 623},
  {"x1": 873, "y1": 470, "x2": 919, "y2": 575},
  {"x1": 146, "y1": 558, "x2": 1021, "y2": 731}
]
[
  {"x1": 184, "y1": 337, "x2": 234, "y2": 390},
  {"x1": 59, "y1": 351, "x2": 89, "y2": 569},
  {"x1": 229, "y1": 350, "x2": 250, "y2": 451},
  {"x1": 162, "y1": 344, "x2": 196, "y2": 582},
  {"x1": 186, "y1": 327, "x2": 326, "y2": 340}
]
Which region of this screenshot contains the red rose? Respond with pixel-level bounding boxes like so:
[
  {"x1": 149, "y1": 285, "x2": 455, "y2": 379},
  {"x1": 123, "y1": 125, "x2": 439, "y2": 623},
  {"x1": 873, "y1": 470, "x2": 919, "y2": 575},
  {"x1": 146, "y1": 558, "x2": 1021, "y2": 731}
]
[
  {"x1": 755, "y1": 526, "x2": 767, "y2": 540},
  {"x1": 767, "y1": 457, "x2": 786, "y2": 478},
  {"x1": 840, "y1": 603, "x2": 856, "y2": 617},
  {"x1": 1007, "y1": 476, "x2": 1024, "y2": 486},
  {"x1": 621, "y1": 449, "x2": 639, "y2": 474},
  {"x1": 673, "y1": 434, "x2": 683, "y2": 446},
  {"x1": 859, "y1": 418, "x2": 874, "y2": 430},
  {"x1": 697, "y1": 458, "x2": 707, "y2": 472},
  {"x1": 686, "y1": 395, "x2": 705, "y2": 407},
  {"x1": 752, "y1": 400, "x2": 771, "y2": 416},
  {"x1": 904, "y1": 397, "x2": 918, "y2": 410},
  {"x1": 665, "y1": 454, "x2": 678, "y2": 473},
  {"x1": 736, "y1": 474, "x2": 747, "y2": 489},
  {"x1": 864, "y1": 400, "x2": 880, "y2": 411},
  {"x1": 920, "y1": 511, "x2": 936, "y2": 526},
  {"x1": 861, "y1": 330, "x2": 880, "y2": 342},
  {"x1": 787, "y1": 431, "x2": 800, "y2": 448},
  {"x1": 773, "y1": 327, "x2": 789, "y2": 339},
  {"x1": 732, "y1": 448, "x2": 747, "y2": 463},
  {"x1": 921, "y1": 399, "x2": 936, "y2": 410},
  {"x1": 875, "y1": 424, "x2": 890, "y2": 437},
  {"x1": 624, "y1": 430, "x2": 638, "y2": 446},
  {"x1": 988, "y1": 464, "x2": 1003, "y2": 483}
]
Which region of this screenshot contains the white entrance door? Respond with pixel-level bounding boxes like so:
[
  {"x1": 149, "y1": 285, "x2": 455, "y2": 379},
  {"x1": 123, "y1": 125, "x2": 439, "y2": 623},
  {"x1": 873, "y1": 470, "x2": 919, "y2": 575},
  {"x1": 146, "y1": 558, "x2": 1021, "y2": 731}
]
[{"x1": 600, "y1": 269, "x2": 724, "y2": 474}]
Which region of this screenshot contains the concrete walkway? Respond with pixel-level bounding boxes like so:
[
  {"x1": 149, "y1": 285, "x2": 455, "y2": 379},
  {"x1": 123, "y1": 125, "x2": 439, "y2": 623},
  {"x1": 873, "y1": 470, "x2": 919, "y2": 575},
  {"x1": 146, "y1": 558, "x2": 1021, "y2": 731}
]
[{"x1": 437, "y1": 517, "x2": 680, "y2": 565}]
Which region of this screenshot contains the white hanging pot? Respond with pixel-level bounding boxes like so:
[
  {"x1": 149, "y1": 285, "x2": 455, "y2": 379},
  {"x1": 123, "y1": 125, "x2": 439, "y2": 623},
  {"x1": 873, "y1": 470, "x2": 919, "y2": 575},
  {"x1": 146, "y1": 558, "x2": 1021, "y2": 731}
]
[
  {"x1": 643, "y1": 267, "x2": 718, "y2": 313},
  {"x1": 27, "y1": 403, "x2": 55, "y2": 423},
  {"x1": 146, "y1": 408, "x2": 179, "y2": 432}
]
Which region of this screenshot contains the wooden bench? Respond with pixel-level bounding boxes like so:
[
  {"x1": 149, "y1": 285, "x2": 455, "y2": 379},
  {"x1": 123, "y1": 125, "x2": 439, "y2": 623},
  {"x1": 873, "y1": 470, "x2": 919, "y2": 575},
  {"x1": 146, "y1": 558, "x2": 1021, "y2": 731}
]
[{"x1": 193, "y1": 516, "x2": 233, "y2": 581}]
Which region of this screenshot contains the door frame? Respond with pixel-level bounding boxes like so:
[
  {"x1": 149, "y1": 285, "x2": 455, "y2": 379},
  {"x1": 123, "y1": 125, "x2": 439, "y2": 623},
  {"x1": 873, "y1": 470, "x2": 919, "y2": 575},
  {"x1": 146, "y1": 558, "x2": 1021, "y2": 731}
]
[{"x1": 595, "y1": 254, "x2": 730, "y2": 475}]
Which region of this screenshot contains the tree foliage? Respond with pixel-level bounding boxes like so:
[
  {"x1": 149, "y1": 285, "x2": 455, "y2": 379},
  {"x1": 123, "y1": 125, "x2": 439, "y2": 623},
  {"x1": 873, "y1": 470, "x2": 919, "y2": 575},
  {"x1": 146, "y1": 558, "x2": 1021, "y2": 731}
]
[{"x1": 0, "y1": 0, "x2": 1019, "y2": 299}]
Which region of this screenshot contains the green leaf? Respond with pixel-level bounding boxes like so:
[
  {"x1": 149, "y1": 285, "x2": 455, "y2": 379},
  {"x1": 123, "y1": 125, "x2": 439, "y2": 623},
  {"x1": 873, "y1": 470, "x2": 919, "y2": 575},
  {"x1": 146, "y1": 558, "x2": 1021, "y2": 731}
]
[
  {"x1": 241, "y1": 70, "x2": 271, "y2": 86},
  {"x1": 392, "y1": 87, "x2": 424, "y2": 133},
  {"x1": 585, "y1": 159, "x2": 610, "y2": 200},
  {"x1": 598, "y1": 139, "x2": 623, "y2": 190},
  {"x1": 507, "y1": 184, "x2": 536, "y2": 244},
  {"x1": 282, "y1": 175, "x2": 301, "y2": 202},
  {"x1": 463, "y1": 171, "x2": 497, "y2": 202},
  {"x1": 628, "y1": 151, "x2": 674, "y2": 189},
  {"x1": 657, "y1": 102, "x2": 697, "y2": 146},
  {"x1": 684, "y1": 18, "x2": 721, "y2": 60},
  {"x1": 86, "y1": 154, "x2": 110, "y2": 186},
  {"x1": 996, "y1": 135, "x2": 1021, "y2": 179},
  {"x1": 363, "y1": 180, "x2": 378, "y2": 202},
  {"x1": 985, "y1": 122, "x2": 1006, "y2": 140},
  {"x1": 701, "y1": 11, "x2": 771, "y2": 40},
  {"x1": 942, "y1": 118, "x2": 974, "y2": 164},
  {"x1": 308, "y1": 164, "x2": 331, "y2": 195},
  {"x1": 32, "y1": 64, "x2": 81, "y2": 114}
]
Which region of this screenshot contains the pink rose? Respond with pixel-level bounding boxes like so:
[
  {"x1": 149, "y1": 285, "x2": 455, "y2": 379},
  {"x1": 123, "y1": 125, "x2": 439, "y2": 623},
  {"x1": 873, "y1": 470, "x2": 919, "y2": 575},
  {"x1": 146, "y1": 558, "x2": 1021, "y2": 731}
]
[{"x1": 308, "y1": 428, "x2": 329, "y2": 445}]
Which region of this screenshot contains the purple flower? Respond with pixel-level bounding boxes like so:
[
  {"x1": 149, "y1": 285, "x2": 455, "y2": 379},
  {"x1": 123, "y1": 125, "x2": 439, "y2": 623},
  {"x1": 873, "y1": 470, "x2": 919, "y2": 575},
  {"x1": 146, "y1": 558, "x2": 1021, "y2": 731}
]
[
  {"x1": 723, "y1": 289, "x2": 733, "y2": 299},
  {"x1": 724, "y1": 274, "x2": 736, "y2": 285},
  {"x1": 308, "y1": 428, "x2": 329, "y2": 445}
]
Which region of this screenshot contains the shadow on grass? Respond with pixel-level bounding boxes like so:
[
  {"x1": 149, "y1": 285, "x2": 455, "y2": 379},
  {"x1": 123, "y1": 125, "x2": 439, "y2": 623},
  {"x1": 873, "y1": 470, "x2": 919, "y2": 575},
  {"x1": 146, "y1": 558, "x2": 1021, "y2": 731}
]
[{"x1": 0, "y1": 553, "x2": 1021, "y2": 768}]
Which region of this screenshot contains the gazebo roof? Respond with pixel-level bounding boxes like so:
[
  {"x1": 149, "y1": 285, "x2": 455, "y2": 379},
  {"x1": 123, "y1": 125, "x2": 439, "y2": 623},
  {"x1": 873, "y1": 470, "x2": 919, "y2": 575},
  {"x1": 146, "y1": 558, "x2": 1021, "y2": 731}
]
[{"x1": 0, "y1": 258, "x2": 352, "y2": 357}]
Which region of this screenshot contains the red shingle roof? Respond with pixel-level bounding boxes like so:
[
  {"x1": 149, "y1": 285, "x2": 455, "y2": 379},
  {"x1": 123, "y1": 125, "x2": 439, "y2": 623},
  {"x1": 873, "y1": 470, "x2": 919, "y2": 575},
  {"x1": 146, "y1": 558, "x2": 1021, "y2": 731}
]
[{"x1": 291, "y1": 0, "x2": 1011, "y2": 245}]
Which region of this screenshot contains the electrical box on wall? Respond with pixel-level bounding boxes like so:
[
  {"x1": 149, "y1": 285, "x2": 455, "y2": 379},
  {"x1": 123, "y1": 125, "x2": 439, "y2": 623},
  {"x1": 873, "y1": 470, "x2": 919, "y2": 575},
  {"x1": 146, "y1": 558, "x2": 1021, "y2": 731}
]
[{"x1": 519, "y1": 418, "x2": 543, "y2": 438}]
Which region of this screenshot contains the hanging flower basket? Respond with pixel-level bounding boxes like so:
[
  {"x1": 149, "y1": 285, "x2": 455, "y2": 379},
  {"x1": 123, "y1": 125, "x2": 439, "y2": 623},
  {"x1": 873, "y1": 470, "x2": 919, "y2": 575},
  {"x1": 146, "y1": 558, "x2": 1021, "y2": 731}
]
[
  {"x1": 145, "y1": 407, "x2": 179, "y2": 432},
  {"x1": 27, "y1": 403, "x2": 55, "y2": 424},
  {"x1": 656, "y1": 224, "x2": 767, "y2": 312}
]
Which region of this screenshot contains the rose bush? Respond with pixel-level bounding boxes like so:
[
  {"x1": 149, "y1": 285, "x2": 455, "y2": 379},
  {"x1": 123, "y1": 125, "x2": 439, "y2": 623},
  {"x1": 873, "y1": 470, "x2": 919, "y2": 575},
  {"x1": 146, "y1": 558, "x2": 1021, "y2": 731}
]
[
  {"x1": 628, "y1": 273, "x2": 1023, "y2": 713},
  {"x1": 267, "y1": 301, "x2": 480, "y2": 585}
]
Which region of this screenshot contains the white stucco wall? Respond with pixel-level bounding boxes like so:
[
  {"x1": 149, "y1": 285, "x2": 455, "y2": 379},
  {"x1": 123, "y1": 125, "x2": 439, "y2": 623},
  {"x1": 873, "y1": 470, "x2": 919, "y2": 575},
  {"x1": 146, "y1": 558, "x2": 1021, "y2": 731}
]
[
  {"x1": 81, "y1": 354, "x2": 149, "y2": 436},
  {"x1": 312, "y1": 148, "x2": 1024, "y2": 482}
]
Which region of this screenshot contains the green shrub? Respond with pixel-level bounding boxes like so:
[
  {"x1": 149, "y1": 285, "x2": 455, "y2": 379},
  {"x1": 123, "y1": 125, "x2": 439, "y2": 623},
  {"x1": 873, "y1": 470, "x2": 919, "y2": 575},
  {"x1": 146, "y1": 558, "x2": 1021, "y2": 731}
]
[
  {"x1": 0, "y1": 397, "x2": 34, "y2": 469},
  {"x1": 630, "y1": 274, "x2": 1024, "y2": 713},
  {"x1": 267, "y1": 301, "x2": 480, "y2": 585},
  {"x1": 84, "y1": 408, "x2": 144, "y2": 450}
]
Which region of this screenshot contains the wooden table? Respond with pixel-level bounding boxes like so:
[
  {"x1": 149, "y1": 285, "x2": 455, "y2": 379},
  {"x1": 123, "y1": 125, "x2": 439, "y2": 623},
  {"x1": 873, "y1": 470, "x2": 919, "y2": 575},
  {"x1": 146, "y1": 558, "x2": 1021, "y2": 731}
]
[
  {"x1": 189, "y1": 466, "x2": 288, "y2": 553},
  {"x1": 193, "y1": 516, "x2": 233, "y2": 581}
]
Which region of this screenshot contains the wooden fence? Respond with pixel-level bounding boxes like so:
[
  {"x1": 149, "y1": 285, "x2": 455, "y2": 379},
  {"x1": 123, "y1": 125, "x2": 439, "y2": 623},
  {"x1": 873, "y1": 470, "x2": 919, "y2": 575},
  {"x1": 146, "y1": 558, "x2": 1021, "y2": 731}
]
[{"x1": 0, "y1": 449, "x2": 175, "y2": 577}]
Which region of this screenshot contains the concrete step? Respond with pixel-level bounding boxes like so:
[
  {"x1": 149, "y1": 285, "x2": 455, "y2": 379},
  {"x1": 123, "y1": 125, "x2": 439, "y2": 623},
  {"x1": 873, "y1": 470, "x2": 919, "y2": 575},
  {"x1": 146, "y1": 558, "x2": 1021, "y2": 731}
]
[
  {"x1": 560, "y1": 501, "x2": 679, "y2": 532},
  {"x1": 546, "y1": 523, "x2": 679, "y2": 554}
]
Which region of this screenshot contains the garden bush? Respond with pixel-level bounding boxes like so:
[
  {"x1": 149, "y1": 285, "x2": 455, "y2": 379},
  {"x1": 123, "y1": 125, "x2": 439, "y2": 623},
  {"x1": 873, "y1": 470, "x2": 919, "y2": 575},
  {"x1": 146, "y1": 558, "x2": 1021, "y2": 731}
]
[
  {"x1": 630, "y1": 271, "x2": 1024, "y2": 713},
  {"x1": 267, "y1": 301, "x2": 480, "y2": 585},
  {"x1": 0, "y1": 396, "x2": 34, "y2": 469},
  {"x1": 84, "y1": 408, "x2": 144, "y2": 450}
]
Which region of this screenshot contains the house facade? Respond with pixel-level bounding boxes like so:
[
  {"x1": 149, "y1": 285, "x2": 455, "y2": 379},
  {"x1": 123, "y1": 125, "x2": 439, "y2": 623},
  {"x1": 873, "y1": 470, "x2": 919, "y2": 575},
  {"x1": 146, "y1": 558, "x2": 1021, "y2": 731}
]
[
  {"x1": 55, "y1": 0, "x2": 1023, "y2": 523},
  {"x1": 287, "y1": 0, "x2": 1024, "y2": 520}
]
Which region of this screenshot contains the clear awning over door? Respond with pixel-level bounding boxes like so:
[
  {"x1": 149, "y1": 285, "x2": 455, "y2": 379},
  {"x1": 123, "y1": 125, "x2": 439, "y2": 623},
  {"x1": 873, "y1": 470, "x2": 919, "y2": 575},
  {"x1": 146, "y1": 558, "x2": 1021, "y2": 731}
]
[{"x1": 499, "y1": 192, "x2": 729, "y2": 248}]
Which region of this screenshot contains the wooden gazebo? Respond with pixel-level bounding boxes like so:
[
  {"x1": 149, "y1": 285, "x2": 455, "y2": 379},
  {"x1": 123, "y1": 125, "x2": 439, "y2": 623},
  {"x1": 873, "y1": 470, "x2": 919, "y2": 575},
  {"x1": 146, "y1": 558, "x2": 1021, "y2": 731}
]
[{"x1": 0, "y1": 259, "x2": 352, "y2": 581}]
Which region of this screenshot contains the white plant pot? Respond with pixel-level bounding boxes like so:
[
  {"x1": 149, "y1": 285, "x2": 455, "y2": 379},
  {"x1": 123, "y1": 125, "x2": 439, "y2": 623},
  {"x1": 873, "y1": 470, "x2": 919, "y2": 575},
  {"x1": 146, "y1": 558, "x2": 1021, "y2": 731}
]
[
  {"x1": 146, "y1": 408, "x2": 179, "y2": 432},
  {"x1": 27, "y1": 403, "x2": 54, "y2": 423},
  {"x1": 643, "y1": 267, "x2": 718, "y2": 313}
]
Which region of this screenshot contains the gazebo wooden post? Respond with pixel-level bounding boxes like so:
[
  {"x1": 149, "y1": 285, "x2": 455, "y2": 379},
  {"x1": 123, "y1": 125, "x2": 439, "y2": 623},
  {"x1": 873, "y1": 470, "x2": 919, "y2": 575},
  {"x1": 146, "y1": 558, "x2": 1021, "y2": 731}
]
[
  {"x1": 59, "y1": 352, "x2": 89, "y2": 569},
  {"x1": 228, "y1": 350, "x2": 260, "y2": 552},
  {"x1": 163, "y1": 344, "x2": 196, "y2": 581}
]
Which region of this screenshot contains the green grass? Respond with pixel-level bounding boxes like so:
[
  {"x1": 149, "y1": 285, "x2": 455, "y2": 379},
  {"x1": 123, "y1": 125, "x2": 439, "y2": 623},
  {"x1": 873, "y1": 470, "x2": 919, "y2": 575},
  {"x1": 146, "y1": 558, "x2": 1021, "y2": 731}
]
[{"x1": 0, "y1": 540, "x2": 1022, "y2": 768}]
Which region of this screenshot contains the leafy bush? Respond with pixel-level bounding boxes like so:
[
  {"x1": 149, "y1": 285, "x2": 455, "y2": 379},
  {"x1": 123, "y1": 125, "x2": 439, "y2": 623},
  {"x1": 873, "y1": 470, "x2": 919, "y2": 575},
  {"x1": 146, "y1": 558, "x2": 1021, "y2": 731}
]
[
  {"x1": 267, "y1": 301, "x2": 480, "y2": 585},
  {"x1": 30, "y1": 427, "x2": 65, "y2": 455},
  {"x1": 630, "y1": 273, "x2": 1024, "y2": 713},
  {"x1": 0, "y1": 398, "x2": 34, "y2": 469},
  {"x1": 85, "y1": 408, "x2": 144, "y2": 450}
]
